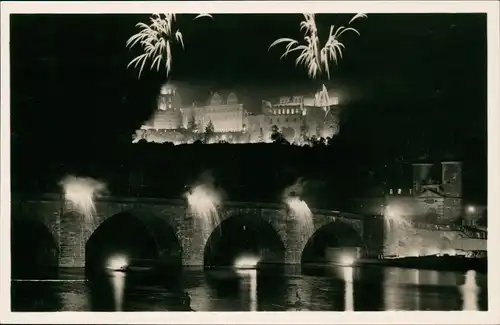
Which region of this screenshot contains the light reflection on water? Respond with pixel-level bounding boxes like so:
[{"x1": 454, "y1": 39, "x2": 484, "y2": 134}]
[
  {"x1": 461, "y1": 270, "x2": 479, "y2": 311},
  {"x1": 342, "y1": 267, "x2": 354, "y2": 311},
  {"x1": 236, "y1": 269, "x2": 258, "y2": 311},
  {"x1": 110, "y1": 271, "x2": 126, "y2": 311},
  {"x1": 11, "y1": 265, "x2": 487, "y2": 311}
]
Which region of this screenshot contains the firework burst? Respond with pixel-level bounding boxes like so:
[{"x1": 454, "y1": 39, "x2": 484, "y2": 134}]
[
  {"x1": 126, "y1": 13, "x2": 213, "y2": 79},
  {"x1": 269, "y1": 13, "x2": 366, "y2": 80},
  {"x1": 270, "y1": 13, "x2": 366, "y2": 128}
]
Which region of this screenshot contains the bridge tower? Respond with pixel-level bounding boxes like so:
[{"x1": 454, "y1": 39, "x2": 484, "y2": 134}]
[
  {"x1": 441, "y1": 161, "x2": 462, "y2": 198},
  {"x1": 412, "y1": 162, "x2": 434, "y2": 195}
]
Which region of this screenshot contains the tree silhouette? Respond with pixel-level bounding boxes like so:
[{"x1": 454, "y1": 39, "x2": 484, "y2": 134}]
[
  {"x1": 187, "y1": 115, "x2": 197, "y2": 132},
  {"x1": 204, "y1": 120, "x2": 215, "y2": 144},
  {"x1": 270, "y1": 125, "x2": 288, "y2": 144}
]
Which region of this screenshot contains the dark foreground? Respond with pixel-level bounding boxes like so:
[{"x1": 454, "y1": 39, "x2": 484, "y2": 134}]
[{"x1": 12, "y1": 264, "x2": 487, "y2": 311}]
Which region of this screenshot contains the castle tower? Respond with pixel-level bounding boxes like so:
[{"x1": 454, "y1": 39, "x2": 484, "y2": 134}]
[
  {"x1": 441, "y1": 161, "x2": 462, "y2": 198},
  {"x1": 154, "y1": 83, "x2": 183, "y2": 129},
  {"x1": 412, "y1": 162, "x2": 433, "y2": 195}
]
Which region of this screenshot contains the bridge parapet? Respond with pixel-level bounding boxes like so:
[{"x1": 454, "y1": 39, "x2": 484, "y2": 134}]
[{"x1": 12, "y1": 193, "x2": 364, "y2": 220}]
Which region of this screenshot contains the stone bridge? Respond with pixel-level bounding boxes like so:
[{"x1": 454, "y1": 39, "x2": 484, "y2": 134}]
[{"x1": 11, "y1": 194, "x2": 384, "y2": 269}]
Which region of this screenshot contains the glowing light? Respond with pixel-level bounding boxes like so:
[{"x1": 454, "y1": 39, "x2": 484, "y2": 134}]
[
  {"x1": 460, "y1": 270, "x2": 479, "y2": 311},
  {"x1": 285, "y1": 196, "x2": 312, "y2": 220},
  {"x1": 269, "y1": 13, "x2": 366, "y2": 80},
  {"x1": 284, "y1": 196, "x2": 314, "y2": 241},
  {"x1": 126, "y1": 13, "x2": 213, "y2": 78},
  {"x1": 339, "y1": 254, "x2": 356, "y2": 267},
  {"x1": 384, "y1": 205, "x2": 412, "y2": 229},
  {"x1": 441, "y1": 249, "x2": 457, "y2": 256},
  {"x1": 424, "y1": 247, "x2": 441, "y2": 256},
  {"x1": 383, "y1": 204, "x2": 420, "y2": 257},
  {"x1": 185, "y1": 183, "x2": 221, "y2": 234},
  {"x1": 234, "y1": 256, "x2": 260, "y2": 269},
  {"x1": 282, "y1": 178, "x2": 314, "y2": 241},
  {"x1": 467, "y1": 205, "x2": 476, "y2": 214},
  {"x1": 407, "y1": 249, "x2": 421, "y2": 257},
  {"x1": 59, "y1": 175, "x2": 106, "y2": 225},
  {"x1": 106, "y1": 255, "x2": 129, "y2": 271}
]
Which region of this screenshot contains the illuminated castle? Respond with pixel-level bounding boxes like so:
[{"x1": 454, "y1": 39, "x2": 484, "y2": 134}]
[
  {"x1": 259, "y1": 91, "x2": 342, "y2": 142},
  {"x1": 134, "y1": 83, "x2": 342, "y2": 144},
  {"x1": 181, "y1": 91, "x2": 247, "y2": 133}
]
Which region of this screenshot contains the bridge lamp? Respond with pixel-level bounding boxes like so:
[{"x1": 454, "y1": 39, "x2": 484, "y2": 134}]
[
  {"x1": 339, "y1": 254, "x2": 356, "y2": 267},
  {"x1": 467, "y1": 205, "x2": 475, "y2": 214},
  {"x1": 234, "y1": 256, "x2": 260, "y2": 270},
  {"x1": 106, "y1": 255, "x2": 129, "y2": 272}
]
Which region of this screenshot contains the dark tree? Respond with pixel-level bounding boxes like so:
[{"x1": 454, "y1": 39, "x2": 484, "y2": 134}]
[
  {"x1": 270, "y1": 125, "x2": 288, "y2": 144},
  {"x1": 299, "y1": 119, "x2": 309, "y2": 142},
  {"x1": 187, "y1": 115, "x2": 197, "y2": 132},
  {"x1": 204, "y1": 120, "x2": 215, "y2": 144}
]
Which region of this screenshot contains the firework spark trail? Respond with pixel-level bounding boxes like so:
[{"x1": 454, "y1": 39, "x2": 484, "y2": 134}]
[
  {"x1": 126, "y1": 13, "x2": 213, "y2": 79},
  {"x1": 59, "y1": 175, "x2": 107, "y2": 227},
  {"x1": 270, "y1": 13, "x2": 366, "y2": 128},
  {"x1": 269, "y1": 13, "x2": 366, "y2": 80}
]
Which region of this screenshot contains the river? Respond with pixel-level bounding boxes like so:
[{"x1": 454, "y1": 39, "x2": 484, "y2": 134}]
[{"x1": 11, "y1": 265, "x2": 487, "y2": 311}]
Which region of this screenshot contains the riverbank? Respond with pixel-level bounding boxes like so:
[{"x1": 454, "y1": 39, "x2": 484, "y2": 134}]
[{"x1": 359, "y1": 255, "x2": 487, "y2": 273}]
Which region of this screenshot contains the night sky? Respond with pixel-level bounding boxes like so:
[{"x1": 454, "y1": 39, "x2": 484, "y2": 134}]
[{"x1": 10, "y1": 13, "x2": 487, "y2": 162}]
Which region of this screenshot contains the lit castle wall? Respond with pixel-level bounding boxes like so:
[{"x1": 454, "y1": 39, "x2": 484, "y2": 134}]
[
  {"x1": 181, "y1": 91, "x2": 247, "y2": 133},
  {"x1": 133, "y1": 84, "x2": 342, "y2": 144},
  {"x1": 255, "y1": 92, "x2": 342, "y2": 142}
]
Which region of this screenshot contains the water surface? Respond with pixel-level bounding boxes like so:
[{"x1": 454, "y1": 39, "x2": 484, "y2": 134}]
[{"x1": 11, "y1": 265, "x2": 487, "y2": 311}]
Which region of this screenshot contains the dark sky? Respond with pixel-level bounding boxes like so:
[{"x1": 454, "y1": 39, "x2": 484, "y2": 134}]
[{"x1": 10, "y1": 13, "x2": 487, "y2": 148}]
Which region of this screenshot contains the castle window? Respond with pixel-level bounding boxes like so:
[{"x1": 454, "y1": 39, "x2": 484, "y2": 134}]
[
  {"x1": 389, "y1": 189, "x2": 393, "y2": 195},
  {"x1": 397, "y1": 189, "x2": 402, "y2": 195},
  {"x1": 409, "y1": 189, "x2": 413, "y2": 195}
]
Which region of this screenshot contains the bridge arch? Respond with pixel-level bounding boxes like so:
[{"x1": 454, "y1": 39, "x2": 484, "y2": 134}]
[
  {"x1": 85, "y1": 210, "x2": 182, "y2": 273},
  {"x1": 11, "y1": 218, "x2": 59, "y2": 278},
  {"x1": 301, "y1": 219, "x2": 365, "y2": 265},
  {"x1": 203, "y1": 211, "x2": 286, "y2": 267}
]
